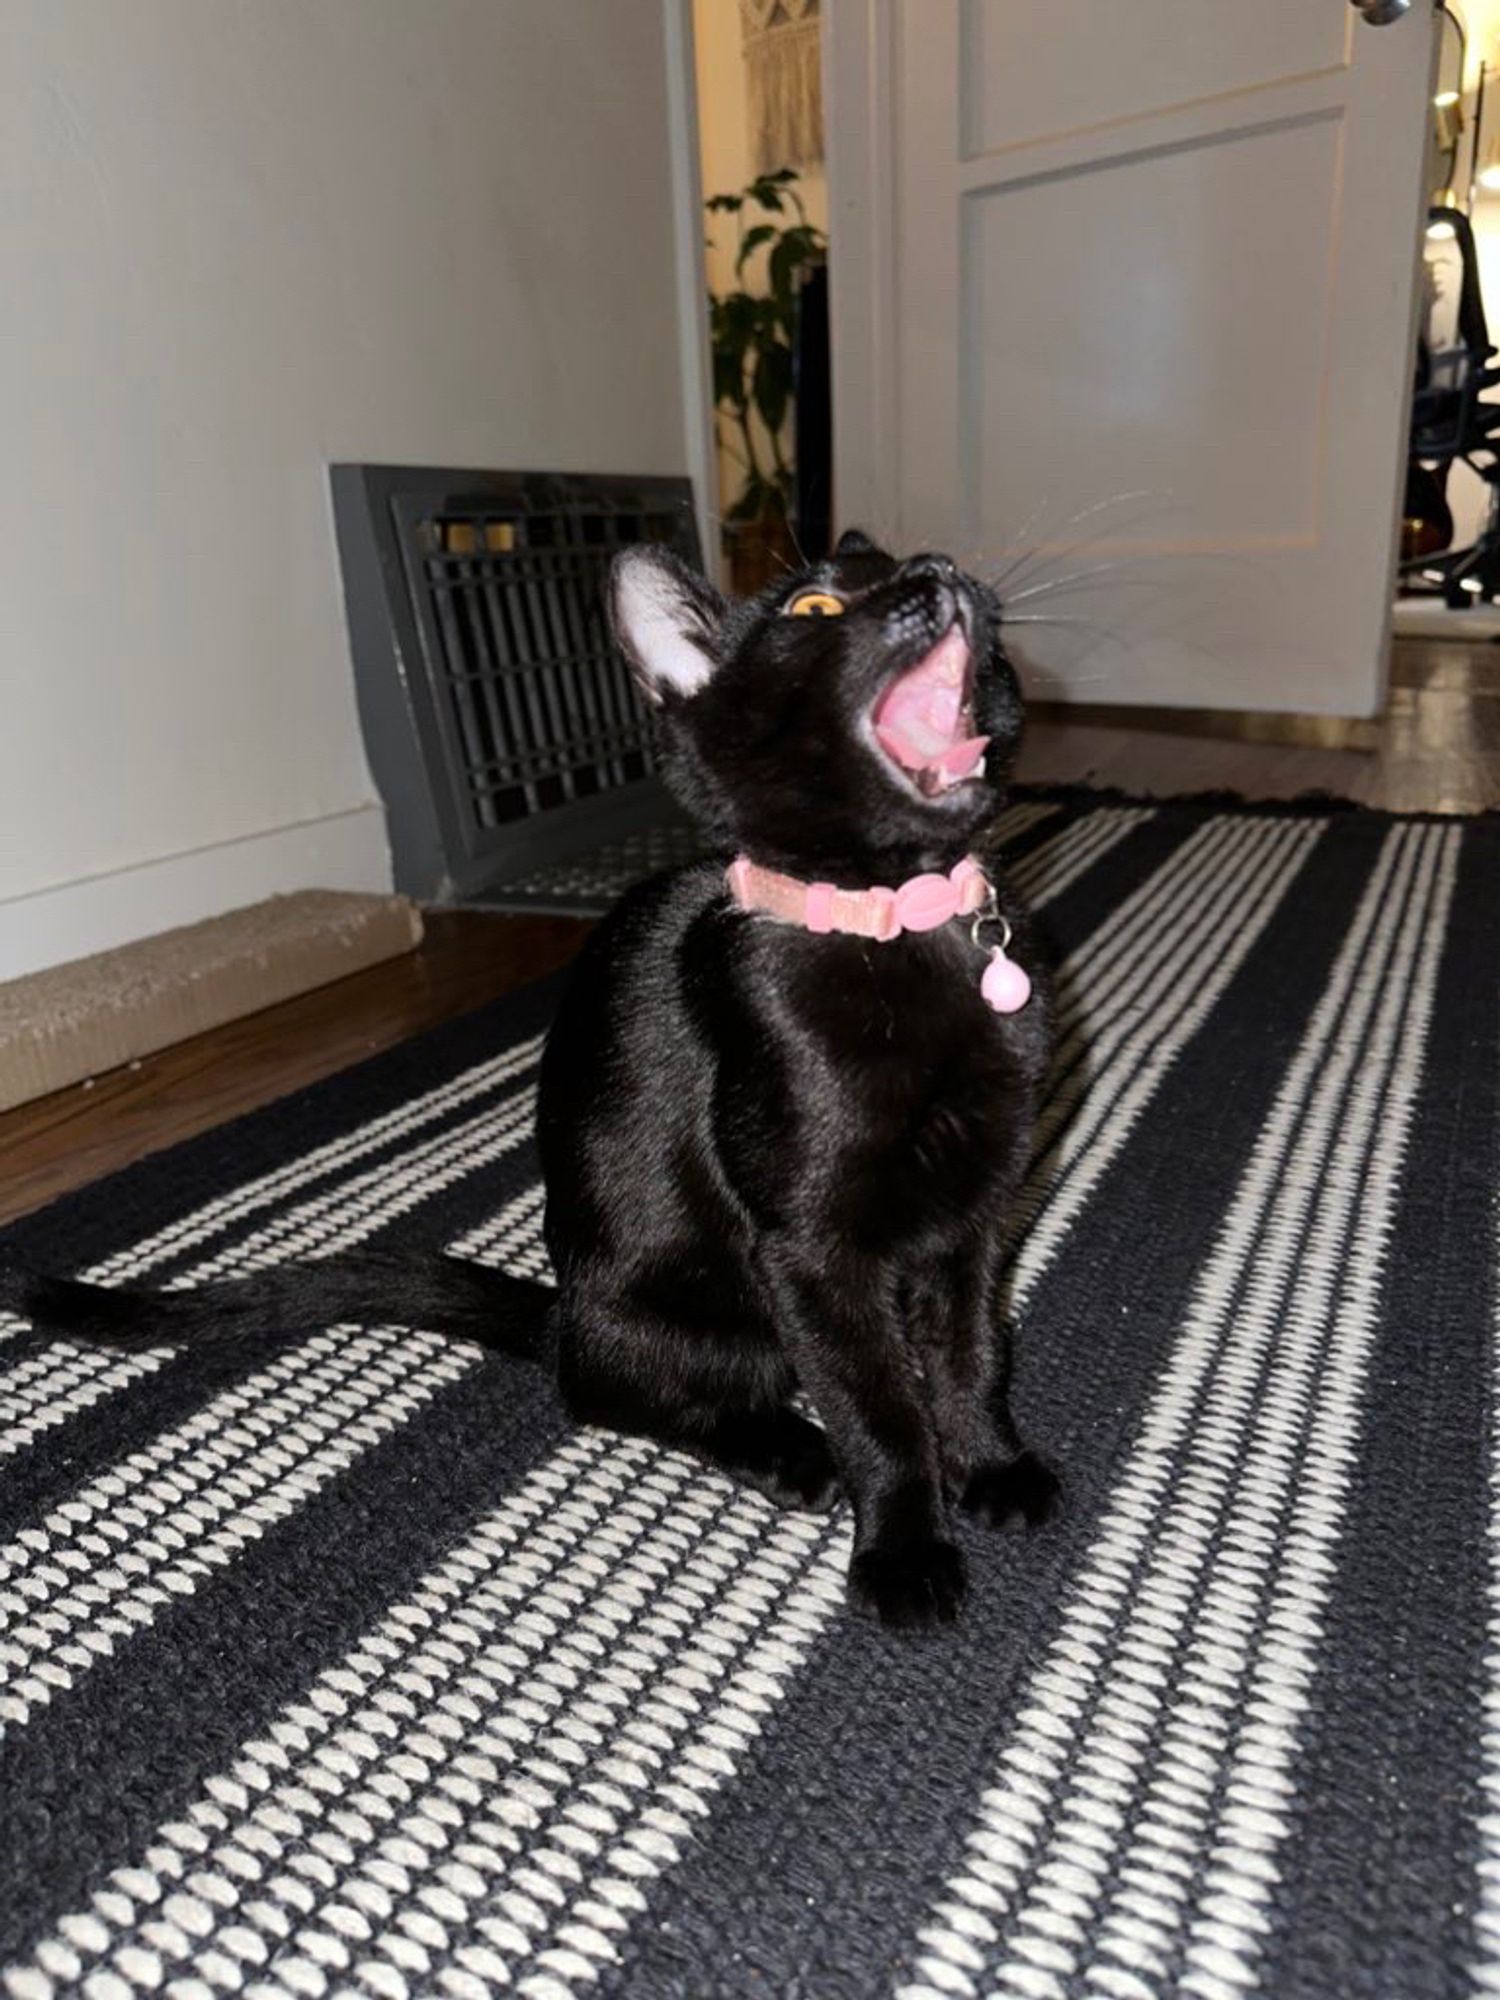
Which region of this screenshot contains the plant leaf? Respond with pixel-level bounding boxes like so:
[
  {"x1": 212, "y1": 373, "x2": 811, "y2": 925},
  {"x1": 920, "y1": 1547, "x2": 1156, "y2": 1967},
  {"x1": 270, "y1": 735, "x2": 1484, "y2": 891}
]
[
  {"x1": 753, "y1": 343, "x2": 794, "y2": 435},
  {"x1": 735, "y1": 223, "x2": 777, "y2": 276},
  {"x1": 727, "y1": 478, "x2": 775, "y2": 523},
  {"x1": 768, "y1": 229, "x2": 824, "y2": 308},
  {"x1": 712, "y1": 345, "x2": 745, "y2": 410}
]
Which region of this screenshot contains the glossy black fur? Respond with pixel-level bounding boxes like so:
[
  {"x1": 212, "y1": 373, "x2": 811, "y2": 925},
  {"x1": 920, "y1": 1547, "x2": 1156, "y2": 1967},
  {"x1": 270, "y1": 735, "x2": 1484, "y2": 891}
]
[{"x1": 8, "y1": 534, "x2": 1057, "y2": 1629}]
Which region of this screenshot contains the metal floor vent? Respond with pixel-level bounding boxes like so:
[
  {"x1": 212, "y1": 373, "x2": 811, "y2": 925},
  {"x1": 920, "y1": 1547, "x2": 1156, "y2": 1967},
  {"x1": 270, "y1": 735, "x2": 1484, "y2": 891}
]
[
  {"x1": 331, "y1": 466, "x2": 703, "y2": 903},
  {"x1": 465, "y1": 816, "x2": 709, "y2": 918}
]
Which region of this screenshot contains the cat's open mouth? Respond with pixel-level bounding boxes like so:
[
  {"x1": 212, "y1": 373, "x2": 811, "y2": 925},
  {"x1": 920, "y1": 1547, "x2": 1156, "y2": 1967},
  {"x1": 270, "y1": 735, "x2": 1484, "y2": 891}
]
[{"x1": 871, "y1": 622, "x2": 989, "y2": 798}]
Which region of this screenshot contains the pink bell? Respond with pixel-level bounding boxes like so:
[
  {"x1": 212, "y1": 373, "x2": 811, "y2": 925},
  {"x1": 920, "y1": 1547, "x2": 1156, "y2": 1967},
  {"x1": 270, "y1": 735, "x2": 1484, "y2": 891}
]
[{"x1": 981, "y1": 946, "x2": 1032, "y2": 1015}]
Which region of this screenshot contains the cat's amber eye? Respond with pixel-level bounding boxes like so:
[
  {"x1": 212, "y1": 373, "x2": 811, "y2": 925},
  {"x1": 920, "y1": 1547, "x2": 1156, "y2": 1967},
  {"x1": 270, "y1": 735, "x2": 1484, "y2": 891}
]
[{"x1": 783, "y1": 590, "x2": 846, "y2": 618}]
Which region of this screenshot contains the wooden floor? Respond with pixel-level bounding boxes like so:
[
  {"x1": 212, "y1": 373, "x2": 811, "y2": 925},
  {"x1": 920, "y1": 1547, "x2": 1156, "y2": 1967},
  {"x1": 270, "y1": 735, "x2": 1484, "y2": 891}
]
[
  {"x1": 0, "y1": 912, "x2": 592, "y2": 1228},
  {"x1": 1014, "y1": 635, "x2": 1500, "y2": 813},
  {"x1": 2, "y1": 633, "x2": 1496, "y2": 1230}
]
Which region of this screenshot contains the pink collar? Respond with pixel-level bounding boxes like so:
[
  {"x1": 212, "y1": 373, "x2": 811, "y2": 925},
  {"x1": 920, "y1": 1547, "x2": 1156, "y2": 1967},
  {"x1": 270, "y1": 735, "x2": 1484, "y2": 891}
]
[
  {"x1": 724, "y1": 852, "x2": 1033, "y2": 1014},
  {"x1": 726, "y1": 853, "x2": 989, "y2": 944}
]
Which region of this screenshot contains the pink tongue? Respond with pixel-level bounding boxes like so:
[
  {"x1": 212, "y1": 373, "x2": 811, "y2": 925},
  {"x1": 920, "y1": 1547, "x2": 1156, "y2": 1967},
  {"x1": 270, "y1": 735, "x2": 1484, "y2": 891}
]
[
  {"x1": 939, "y1": 735, "x2": 989, "y2": 777},
  {"x1": 875, "y1": 726, "x2": 990, "y2": 782},
  {"x1": 873, "y1": 626, "x2": 988, "y2": 782},
  {"x1": 883, "y1": 679, "x2": 961, "y2": 752}
]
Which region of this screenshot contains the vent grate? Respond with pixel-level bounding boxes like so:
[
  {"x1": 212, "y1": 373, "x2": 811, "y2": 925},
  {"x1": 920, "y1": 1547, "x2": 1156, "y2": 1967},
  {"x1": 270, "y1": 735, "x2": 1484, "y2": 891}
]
[{"x1": 333, "y1": 467, "x2": 702, "y2": 901}]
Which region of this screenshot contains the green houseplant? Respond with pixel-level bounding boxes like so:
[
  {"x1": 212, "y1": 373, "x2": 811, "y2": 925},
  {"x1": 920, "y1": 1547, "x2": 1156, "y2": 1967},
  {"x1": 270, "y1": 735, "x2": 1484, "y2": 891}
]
[{"x1": 706, "y1": 168, "x2": 826, "y2": 591}]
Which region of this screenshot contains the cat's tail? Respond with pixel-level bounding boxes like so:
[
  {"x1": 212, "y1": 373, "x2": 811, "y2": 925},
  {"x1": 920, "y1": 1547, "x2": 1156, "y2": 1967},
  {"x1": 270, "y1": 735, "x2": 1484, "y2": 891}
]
[{"x1": 0, "y1": 1251, "x2": 552, "y2": 1361}]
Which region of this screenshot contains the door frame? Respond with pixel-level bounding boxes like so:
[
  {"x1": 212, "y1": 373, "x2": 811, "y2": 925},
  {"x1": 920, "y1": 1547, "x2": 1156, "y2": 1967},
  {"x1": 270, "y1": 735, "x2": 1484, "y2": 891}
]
[
  {"x1": 662, "y1": 0, "x2": 721, "y2": 583},
  {"x1": 824, "y1": 0, "x2": 901, "y2": 540}
]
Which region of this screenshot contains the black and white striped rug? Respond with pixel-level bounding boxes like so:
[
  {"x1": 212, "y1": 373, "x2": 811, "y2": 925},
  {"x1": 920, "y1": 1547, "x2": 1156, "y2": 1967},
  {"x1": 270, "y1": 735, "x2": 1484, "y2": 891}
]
[{"x1": 2, "y1": 791, "x2": 1497, "y2": 2000}]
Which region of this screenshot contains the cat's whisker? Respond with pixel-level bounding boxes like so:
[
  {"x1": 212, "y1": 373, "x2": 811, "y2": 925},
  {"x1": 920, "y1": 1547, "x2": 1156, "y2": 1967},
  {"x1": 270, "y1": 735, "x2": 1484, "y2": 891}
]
[
  {"x1": 989, "y1": 511, "x2": 1169, "y2": 594},
  {"x1": 1000, "y1": 613, "x2": 1155, "y2": 664},
  {"x1": 981, "y1": 498, "x2": 1096, "y2": 597},
  {"x1": 1020, "y1": 672, "x2": 1119, "y2": 690},
  {"x1": 1001, "y1": 558, "x2": 1174, "y2": 607},
  {"x1": 1003, "y1": 614, "x2": 1090, "y2": 627},
  {"x1": 980, "y1": 489, "x2": 1177, "y2": 598},
  {"x1": 1004, "y1": 606, "x2": 1179, "y2": 689},
  {"x1": 974, "y1": 495, "x2": 1054, "y2": 587},
  {"x1": 1003, "y1": 492, "x2": 1058, "y2": 550},
  {"x1": 982, "y1": 486, "x2": 1161, "y2": 570}
]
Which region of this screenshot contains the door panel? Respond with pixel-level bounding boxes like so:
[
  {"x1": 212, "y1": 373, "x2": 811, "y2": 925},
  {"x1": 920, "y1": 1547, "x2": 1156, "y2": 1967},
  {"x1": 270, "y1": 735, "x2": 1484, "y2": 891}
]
[
  {"x1": 959, "y1": 0, "x2": 1348, "y2": 157},
  {"x1": 963, "y1": 118, "x2": 1340, "y2": 548},
  {"x1": 828, "y1": 0, "x2": 1436, "y2": 714}
]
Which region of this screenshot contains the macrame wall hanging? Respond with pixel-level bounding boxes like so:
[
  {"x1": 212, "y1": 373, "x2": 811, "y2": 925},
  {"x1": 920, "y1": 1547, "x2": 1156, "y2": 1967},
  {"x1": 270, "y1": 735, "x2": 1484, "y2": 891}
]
[{"x1": 740, "y1": 0, "x2": 824, "y2": 172}]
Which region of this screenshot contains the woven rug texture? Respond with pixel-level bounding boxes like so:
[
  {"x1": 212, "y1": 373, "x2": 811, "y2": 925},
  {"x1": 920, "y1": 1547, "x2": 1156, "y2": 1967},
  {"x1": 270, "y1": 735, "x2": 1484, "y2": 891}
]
[{"x1": 1, "y1": 792, "x2": 1497, "y2": 2000}]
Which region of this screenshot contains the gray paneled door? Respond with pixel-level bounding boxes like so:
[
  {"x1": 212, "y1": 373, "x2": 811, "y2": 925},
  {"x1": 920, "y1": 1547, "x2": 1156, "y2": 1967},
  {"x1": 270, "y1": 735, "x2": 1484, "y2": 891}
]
[{"x1": 827, "y1": 1, "x2": 1435, "y2": 715}]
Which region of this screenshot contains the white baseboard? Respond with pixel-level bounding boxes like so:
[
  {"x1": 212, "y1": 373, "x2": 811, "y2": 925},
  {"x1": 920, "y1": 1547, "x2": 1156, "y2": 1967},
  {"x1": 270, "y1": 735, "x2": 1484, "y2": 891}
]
[{"x1": 0, "y1": 805, "x2": 393, "y2": 983}]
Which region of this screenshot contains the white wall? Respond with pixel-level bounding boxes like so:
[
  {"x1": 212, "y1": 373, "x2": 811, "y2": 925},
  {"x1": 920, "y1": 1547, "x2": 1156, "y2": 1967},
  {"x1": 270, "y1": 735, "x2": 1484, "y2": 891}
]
[{"x1": 0, "y1": 0, "x2": 694, "y2": 980}]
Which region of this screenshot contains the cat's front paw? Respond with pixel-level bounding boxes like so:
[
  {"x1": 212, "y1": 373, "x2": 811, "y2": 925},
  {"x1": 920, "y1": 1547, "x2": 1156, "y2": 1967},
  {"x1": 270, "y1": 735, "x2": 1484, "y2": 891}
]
[
  {"x1": 963, "y1": 1451, "x2": 1060, "y2": 1531},
  {"x1": 849, "y1": 1537, "x2": 967, "y2": 1629}
]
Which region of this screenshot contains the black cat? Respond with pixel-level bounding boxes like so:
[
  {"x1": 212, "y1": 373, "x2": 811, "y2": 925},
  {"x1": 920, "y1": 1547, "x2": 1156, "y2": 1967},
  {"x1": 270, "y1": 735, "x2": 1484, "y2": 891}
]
[{"x1": 9, "y1": 532, "x2": 1057, "y2": 1629}]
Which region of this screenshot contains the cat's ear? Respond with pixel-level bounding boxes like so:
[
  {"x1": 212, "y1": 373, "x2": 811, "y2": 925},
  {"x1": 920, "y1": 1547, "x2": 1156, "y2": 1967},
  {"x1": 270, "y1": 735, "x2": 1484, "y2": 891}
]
[
  {"x1": 609, "y1": 546, "x2": 725, "y2": 706},
  {"x1": 834, "y1": 527, "x2": 881, "y2": 558}
]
